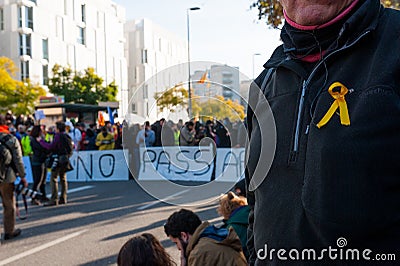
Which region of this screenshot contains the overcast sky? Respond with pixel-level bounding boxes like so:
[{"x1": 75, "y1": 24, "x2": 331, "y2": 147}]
[{"x1": 113, "y1": 0, "x2": 282, "y2": 79}]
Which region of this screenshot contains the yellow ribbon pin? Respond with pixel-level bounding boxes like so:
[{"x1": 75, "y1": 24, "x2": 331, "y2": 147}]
[{"x1": 317, "y1": 82, "x2": 351, "y2": 128}]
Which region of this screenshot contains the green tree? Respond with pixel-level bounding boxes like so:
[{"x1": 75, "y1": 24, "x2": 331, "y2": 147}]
[
  {"x1": 251, "y1": 0, "x2": 400, "y2": 27},
  {"x1": 154, "y1": 84, "x2": 245, "y2": 120},
  {"x1": 15, "y1": 81, "x2": 46, "y2": 114},
  {"x1": 154, "y1": 84, "x2": 188, "y2": 113},
  {"x1": 0, "y1": 57, "x2": 20, "y2": 108},
  {"x1": 48, "y1": 64, "x2": 118, "y2": 105},
  {"x1": 193, "y1": 96, "x2": 245, "y2": 121},
  {"x1": 0, "y1": 57, "x2": 45, "y2": 114}
]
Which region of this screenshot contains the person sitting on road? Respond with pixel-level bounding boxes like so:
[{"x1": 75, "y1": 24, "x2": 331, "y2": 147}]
[
  {"x1": 217, "y1": 191, "x2": 250, "y2": 260},
  {"x1": 117, "y1": 233, "x2": 175, "y2": 266},
  {"x1": 164, "y1": 209, "x2": 247, "y2": 266}
]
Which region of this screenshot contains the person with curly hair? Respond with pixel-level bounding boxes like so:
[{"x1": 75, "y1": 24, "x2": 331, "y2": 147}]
[{"x1": 217, "y1": 191, "x2": 250, "y2": 259}]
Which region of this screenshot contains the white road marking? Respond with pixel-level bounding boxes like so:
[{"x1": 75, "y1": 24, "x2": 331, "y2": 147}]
[
  {"x1": 137, "y1": 189, "x2": 190, "y2": 210},
  {"x1": 0, "y1": 229, "x2": 88, "y2": 265},
  {"x1": 46, "y1": 185, "x2": 94, "y2": 198}
]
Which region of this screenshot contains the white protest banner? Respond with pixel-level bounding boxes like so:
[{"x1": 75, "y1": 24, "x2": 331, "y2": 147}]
[
  {"x1": 67, "y1": 150, "x2": 129, "y2": 182},
  {"x1": 215, "y1": 148, "x2": 245, "y2": 182},
  {"x1": 138, "y1": 146, "x2": 214, "y2": 182}
]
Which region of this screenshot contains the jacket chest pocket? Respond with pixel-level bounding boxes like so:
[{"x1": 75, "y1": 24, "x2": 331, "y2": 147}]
[
  {"x1": 311, "y1": 85, "x2": 400, "y2": 129},
  {"x1": 302, "y1": 85, "x2": 400, "y2": 233}
]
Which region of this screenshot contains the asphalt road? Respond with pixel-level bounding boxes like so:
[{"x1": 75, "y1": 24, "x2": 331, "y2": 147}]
[{"x1": 0, "y1": 180, "x2": 229, "y2": 265}]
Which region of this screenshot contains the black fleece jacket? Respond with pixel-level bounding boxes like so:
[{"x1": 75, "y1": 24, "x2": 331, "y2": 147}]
[{"x1": 246, "y1": 0, "x2": 400, "y2": 265}]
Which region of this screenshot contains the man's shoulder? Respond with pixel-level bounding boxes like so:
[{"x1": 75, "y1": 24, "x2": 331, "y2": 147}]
[{"x1": 189, "y1": 236, "x2": 246, "y2": 265}]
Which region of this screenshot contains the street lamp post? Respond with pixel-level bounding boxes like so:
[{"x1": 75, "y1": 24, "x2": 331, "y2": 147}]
[
  {"x1": 252, "y1": 53, "x2": 261, "y2": 80},
  {"x1": 187, "y1": 7, "x2": 200, "y2": 119}
]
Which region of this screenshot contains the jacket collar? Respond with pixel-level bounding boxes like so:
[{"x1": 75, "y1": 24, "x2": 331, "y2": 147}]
[
  {"x1": 264, "y1": 0, "x2": 382, "y2": 70},
  {"x1": 186, "y1": 221, "x2": 210, "y2": 257},
  {"x1": 186, "y1": 222, "x2": 243, "y2": 257}
]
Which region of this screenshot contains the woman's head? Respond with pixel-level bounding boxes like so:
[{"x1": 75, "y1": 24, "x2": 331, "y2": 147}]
[
  {"x1": 56, "y1": 121, "x2": 66, "y2": 132},
  {"x1": 30, "y1": 125, "x2": 42, "y2": 138},
  {"x1": 217, "y1": 191, "x2": 247, "y2": 220},
  {"x1": 117, "y1": 233, "x2": 175, "y2": 266}
]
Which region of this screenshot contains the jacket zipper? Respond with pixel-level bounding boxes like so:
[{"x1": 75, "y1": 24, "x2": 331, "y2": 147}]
[{"x1": 289, "y1": 30, "x2": 371, "y2": 163}]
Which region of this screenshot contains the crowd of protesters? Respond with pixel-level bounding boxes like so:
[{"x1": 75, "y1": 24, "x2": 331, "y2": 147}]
[{"x1": 125, "y1": 117, "x2": 246, "y2": 149}]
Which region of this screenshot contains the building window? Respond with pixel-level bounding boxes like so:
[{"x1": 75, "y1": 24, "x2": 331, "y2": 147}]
[
  {"x1": 135, "y1": 67, "x2": 139, "y2": 80},
  {"x1": 18, "y1": 7, "x2": 22, "y2": 27},
  {"x1": 56, "y1": 16, "x2": 64, "y2": 39},
  {"x1": 64, "y1": 0, "x2": 68, "y2": 15},
  {"x1": 72, "y1": 0, "x2": 75, "y2": 20},
  {"x1": 141, "y1": 49, "x2": 148, "y2": 64},
  {"x1": 131, "y1": 103, "x2": 137, "y2": 114},
  {"x1": 77, "y1": 26, "x2": 85, "y2": 45},
  {"x1": 21, "y1": 61, "x2": 29, "y2": 80},
  {"x1": 42, "y1": 65, "x2": 48, "y2": 85},
  {"x1": 81, "y1": 4, "x2": 86, "y2": 23},
  {"x1": 19, "y1": 33, "x2": 31, "y2": 56},
  {"x1": 25, "y1": 6, "x2": 33, "y2": 29},
  {"x1": 143, "y1": 84, "x2": 148, "y2": 99},
  {"x1": 18, "y1": 6, "x2": 33, "y2": 29},
  {"x1": 0, "y1": 8, "x2": 4, "y2": 31},
  {"x1": 42, "y1": 38, "x2": 48, "y2": 60},
  {"x1": 96, "y1": 11, "x2": 102, "y2": 28}
]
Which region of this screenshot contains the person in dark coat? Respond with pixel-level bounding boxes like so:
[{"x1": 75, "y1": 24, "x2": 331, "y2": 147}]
[
  {"x1": 159, "y1": 118, "x2": 175, "y2": 146},
  {"x1": 246, "y1": 0, "x2": 400, "y2": 264},
  {"x1": 0, "y1": 115, "x2": 27, "y2": 240},
  {"x1": 38, "y1": 121, "x2": 71, "y2": 206},
  {"x1": 29, "y1": 125, "x2": 50, "y2": 205},
  {"x1": 84, "y1": 128, "x2": 97, "y2": 150},
  {"x1": 151, "y1": 120, "x2": 162, "y2": 147},
  {"x1": 214, "y1": 121, "x2": 231, "y2": 148}
]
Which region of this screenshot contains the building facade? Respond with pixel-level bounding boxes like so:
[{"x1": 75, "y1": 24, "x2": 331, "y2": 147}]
[
  {"x1": 192, "y1": 64, "x2": 241, "y2": 103},
  {"x1": 124, "y1": 18, "x2": 187, "y2": 121},
  {"x1": 0, "y1": 0, "x2": 128, "y2": 114}
]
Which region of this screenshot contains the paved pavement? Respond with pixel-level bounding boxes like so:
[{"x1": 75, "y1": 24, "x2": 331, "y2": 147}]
[{"x1": 0, "y1": 180, "x2": 228, "y2": 265}]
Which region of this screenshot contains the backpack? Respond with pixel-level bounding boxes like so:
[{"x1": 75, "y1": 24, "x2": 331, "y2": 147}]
[
  {"x1": 0, "y1": 134, "x2": 13, "y2": 182},
  {"x1": 61, "y1": 133, "x2": 74, "y2": 158},
  {"x1": 54, "y1": 133, "x2": 74, "y2": 171}
]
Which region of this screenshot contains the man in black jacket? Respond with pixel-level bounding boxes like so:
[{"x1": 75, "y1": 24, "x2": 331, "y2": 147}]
[
  {"x1": 39, "y1": 121, "x2": 71, "y2": 206},
  {"x1": 246, "y1": 0, "x2": 400, "y2": 265}
]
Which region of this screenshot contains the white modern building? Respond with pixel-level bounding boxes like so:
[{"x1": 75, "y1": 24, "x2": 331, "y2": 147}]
[
  {"x1": 0, "y1": 0, "x2": 128, "y2": 114},
  {"x1": 192, "y1": 64, "x2": 241, "y2": 103},
  {"x1": 124, "y1": 18, "x2": 187, "y2": 121}
]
